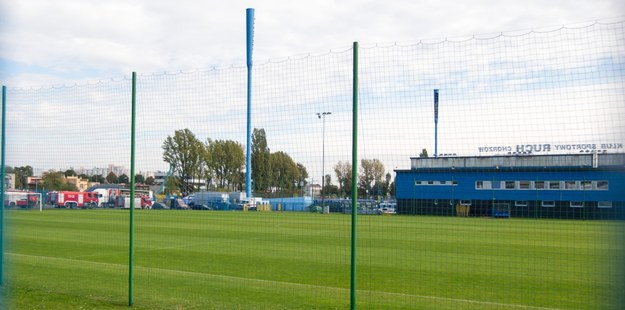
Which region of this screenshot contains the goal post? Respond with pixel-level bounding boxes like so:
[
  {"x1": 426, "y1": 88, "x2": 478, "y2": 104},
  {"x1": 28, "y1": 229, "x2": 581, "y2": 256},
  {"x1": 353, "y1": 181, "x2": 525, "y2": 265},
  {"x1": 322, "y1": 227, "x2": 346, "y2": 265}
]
[{"x1": 30, "y1": 193, "x2": 43, "y2": 212}]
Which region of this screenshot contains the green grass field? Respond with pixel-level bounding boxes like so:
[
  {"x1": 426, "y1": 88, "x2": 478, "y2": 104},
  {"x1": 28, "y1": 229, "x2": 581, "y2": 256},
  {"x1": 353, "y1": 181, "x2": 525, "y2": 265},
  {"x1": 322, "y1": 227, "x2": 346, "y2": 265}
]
[{"x1": 2, "y1": 209, "x2": 623, "y2": 309}]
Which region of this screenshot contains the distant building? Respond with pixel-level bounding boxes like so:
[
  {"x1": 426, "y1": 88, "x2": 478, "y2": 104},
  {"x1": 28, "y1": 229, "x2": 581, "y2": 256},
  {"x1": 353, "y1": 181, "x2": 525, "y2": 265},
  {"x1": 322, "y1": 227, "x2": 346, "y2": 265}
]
[
  {"x1": 4, "y1": 173, "x2": 16, "y2": 189},
  {"x1": 305, "y1": 183, "x2": 321, "y2": 198},
  {"x1": 65, "y1": 176, "x2": 97, "y2": 192},
  {"x1": 26, "y1": 176, "x2": 43, "y2": 191},
  {"x1": 82, "y1": 167, "x2": 109, "y2": 177}
]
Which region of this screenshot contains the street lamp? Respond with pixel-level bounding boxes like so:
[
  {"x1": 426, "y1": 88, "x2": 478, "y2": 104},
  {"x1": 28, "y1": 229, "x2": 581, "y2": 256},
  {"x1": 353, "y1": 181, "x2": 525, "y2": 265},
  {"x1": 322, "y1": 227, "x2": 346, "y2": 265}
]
[{"x1": 317, "y1": 112, "x2": 331, "y2": 209}]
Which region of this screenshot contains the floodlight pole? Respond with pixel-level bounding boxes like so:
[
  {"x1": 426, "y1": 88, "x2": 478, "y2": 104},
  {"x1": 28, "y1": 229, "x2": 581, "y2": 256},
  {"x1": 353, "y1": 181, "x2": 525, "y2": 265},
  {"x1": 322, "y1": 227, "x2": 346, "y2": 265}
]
[
  {"x1": 434, "y1": 89, "x2": 439, "y2": 158},
  {"x1": 245, "y1": 8, "x2": 255, "y2": 199},
  {"x1": 317, "y1": 112, "x2": 331, "y2": 209}
]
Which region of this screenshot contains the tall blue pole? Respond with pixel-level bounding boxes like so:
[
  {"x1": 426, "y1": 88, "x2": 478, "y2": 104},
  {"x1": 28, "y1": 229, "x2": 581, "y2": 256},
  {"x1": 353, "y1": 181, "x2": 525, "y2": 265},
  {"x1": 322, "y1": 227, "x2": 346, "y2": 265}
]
[
  {"x1": 434, "y1": 89, "x2": 439, "y2": 158},
  {"x1": 245, "y1": 8, "x2": 255, "y2": 198}
]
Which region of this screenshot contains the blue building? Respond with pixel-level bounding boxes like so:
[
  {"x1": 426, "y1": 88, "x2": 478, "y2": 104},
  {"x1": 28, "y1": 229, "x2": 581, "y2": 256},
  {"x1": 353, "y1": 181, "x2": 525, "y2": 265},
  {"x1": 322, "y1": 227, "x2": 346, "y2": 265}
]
[{"x1": 395, "y1": 153, "x2": 625, "y2": 219}]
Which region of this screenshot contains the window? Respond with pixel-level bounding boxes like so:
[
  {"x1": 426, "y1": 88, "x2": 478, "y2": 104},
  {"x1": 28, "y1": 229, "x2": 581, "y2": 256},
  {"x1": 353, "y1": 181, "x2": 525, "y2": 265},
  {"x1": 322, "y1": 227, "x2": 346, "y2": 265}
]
[
  {"x1": 598, "y1": 201, "x2": 613, "y2": 208},
  {"x1": 581, "y1": 181, "x2": 592, "y2": 190},
  {"x1": 415, "y1": 181, "x2": 423, "y2": 185},
  {"x1": 549, "y1": 181, "x2": 561, "y2": 190},
  {"x1": 565, "y1": 181, "x2": 578, "y2": 190},
  {"x1": 515, "y1": 200, "x2": 528, "y2": 207},
  {"x1": 570, "y1": 201, "x2": 584, "y2": 208},
  {"x1": 492, "y1": 181, "x2": 501, "y2": 189},
  {"x1": 476, "y1": 181, "x2": 491, "y2": 189},
  {"x1": 542, "y1": 201, "x2": 555, "y2": 207},
  {"x1": 596, "y1": 181, "x2": 609, "y2": 190},
  {"x1": 534, "y1": 181, "x2": 545, "y2": 189},
  {"x1": 519, "y1": 181, "x2": 530, "y2": 189},
  {"x1": 505, "y1": 181, "x2": 516, "y2": 189},
  {"x1": 460, "y1": 200, "x2": 471, "y2": 206},
  {"x1": 427, "y1": 181, "x2": 434, "y2": 185}
]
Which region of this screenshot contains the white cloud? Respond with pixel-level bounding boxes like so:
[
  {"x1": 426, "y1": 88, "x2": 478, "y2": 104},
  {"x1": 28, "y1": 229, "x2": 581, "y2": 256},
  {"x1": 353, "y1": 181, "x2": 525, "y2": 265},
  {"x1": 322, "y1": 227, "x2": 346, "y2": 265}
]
[
  {"x1": 1, "y1": 0, "x2": 623, "y2": 180},
  {"x1": 2, "y1": 0, "x2": 623, "y2": 86}
]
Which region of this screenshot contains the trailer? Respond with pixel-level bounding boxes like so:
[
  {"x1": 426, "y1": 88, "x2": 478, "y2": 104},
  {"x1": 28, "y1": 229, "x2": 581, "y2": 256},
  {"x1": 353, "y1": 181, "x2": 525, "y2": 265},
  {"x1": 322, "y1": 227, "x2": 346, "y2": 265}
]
[
  {"x1": 4, "y1": 190, "x2": 40, "y2": 208},
  {"x1": 86, "y1": 185, "x2": 153, "y2": 209}
]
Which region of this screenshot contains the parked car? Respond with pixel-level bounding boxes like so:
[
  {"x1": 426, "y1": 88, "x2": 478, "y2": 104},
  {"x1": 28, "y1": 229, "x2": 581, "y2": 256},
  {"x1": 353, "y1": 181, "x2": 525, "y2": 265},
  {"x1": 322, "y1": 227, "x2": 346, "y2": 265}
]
[
  {"x1": 190, "y1": 203, "x2": 212, "y2": 210},
  {"x1": 151, "y1": 202, "x2": 169, "y2": 210}
]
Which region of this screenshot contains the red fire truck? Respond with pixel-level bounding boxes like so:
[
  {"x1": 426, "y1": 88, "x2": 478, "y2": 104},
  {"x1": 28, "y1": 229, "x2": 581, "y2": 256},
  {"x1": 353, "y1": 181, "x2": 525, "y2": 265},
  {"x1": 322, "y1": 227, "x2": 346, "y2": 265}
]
[{"x1": 48, "y1": 191, "x2": 99, "y2": 209}]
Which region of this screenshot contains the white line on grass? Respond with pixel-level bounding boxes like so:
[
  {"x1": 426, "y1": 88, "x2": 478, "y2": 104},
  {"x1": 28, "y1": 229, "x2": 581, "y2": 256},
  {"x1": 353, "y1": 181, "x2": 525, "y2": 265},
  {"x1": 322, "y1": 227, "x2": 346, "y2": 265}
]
[{"x1": 7, "y1": 252, "x2": 561, "y2": 310}]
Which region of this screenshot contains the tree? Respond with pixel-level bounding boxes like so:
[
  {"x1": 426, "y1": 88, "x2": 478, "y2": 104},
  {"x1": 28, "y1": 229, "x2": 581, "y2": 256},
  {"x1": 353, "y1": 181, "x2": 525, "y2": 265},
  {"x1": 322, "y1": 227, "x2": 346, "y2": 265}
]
[
  {"x1": 334, "y1": 161, "x2": 353, "y2": 197},
  {"x1": 251, "y1": 128, "x2": 271, "y2": 191},
  {"x1": 106, "y1": 172, "x2": 118, "y2": 184},
  {"x1": 384, "y1": 172, "x2": 392, "y2": 196},
  {"x1": 64, "y1": 168, "x2": 76, "y2": 177},
  {"x1": 8, "y1": 165, "x2": 33, "y2": 189},
  {"x1": 207, "y1": 139, "x2": 245, "y2": 191},
  {"x1": 296, "y1": 163, "x2": 308, "y2": 190},
  {"x1": 201, "y1": 138, "x2": 214, "y2": 190},
  {"x1": 323, "y1": 174, "x2": 339, "y2": 197},
  {"x1": 135, "y1": 174, "x2": 145, "y2": 184},
  {"x1": 145, "y1": 176, "x2": 155, "y2": 185},
  {"x1": 40, "y1": 171, "x2": 78, "y2": 191},
  {"x1": 90, "y1": 174, "x2": 105, "y2": 183},
  {"x1": 269, "y1": 151, "x2": 300, "y2": 192},
  {"x1": 358, "y1": 159, "x2": 385, "y2": 197},
  {"x1": 164, "y1": 173, "x2": 180, "y2": 196},
  {"x1": 118, "y1": 174, "x2": 129, "y2": 184},
  {"x1": 162, "y1": 128, "x2": 206, "y2": 196},
  {"x1": 372, "y1": 173, "x2": 392, "y2": 198},
  {"x1": 419, "y1": 148, "x2": 429, "y2": 158}
]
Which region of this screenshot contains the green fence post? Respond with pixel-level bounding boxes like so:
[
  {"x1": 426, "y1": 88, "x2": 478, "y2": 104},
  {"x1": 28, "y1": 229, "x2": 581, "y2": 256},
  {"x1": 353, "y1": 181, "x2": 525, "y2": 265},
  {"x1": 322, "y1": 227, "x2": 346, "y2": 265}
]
[
  {"x1": 128, "y1": 72, "x2": 136, "y2": 306},
  {"x1": 350, "y1": 41, "x2": 358, "y2": 310},
  {"x1": 0, "y1": 85, "x2": 6, "y2": 286}
]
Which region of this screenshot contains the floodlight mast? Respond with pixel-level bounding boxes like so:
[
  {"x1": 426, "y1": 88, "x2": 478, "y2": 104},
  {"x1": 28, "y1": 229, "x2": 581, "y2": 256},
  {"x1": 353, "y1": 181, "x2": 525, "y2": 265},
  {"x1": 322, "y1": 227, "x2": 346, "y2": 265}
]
[
  {"x1": 317, "y1": 112, "x2": 331, "y2": 209},
  {"x1": 434, "y1": 89, "x2": 439, "y2": 158},
  {"x1": 245, "y1": 8, "x2": 255, "y2": 198}
]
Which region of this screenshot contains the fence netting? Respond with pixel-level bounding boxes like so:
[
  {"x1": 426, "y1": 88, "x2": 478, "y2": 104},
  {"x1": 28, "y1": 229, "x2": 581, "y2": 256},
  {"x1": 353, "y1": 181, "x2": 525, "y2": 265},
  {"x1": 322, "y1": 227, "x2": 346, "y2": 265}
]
[{"x1": 2, "y1": 20, "x2": 624, "y2": 309}]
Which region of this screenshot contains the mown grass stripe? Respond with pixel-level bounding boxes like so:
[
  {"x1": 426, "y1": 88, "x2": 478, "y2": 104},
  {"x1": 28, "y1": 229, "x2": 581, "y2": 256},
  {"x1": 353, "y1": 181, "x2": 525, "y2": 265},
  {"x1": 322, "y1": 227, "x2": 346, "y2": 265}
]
[{"x1": 7, "y1": 252, "x2": 561, "y2": 310}]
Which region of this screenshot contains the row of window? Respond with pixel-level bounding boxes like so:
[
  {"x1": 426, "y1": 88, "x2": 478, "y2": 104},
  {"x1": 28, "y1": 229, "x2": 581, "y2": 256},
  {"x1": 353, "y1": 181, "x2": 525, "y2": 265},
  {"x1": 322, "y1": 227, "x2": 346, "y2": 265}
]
[
  {"x1": 476, "y1": 180, "x2": 609, "y2": 190},
  {"x1": 415, "y1": 180, "x2": 458, "y2": 186},
  {"x1": 458, "y1": 200, "x2": 613, "y2": 208},
  {"x1": 519, "y1": 200, "x2": 612, "y2": 208},
  {"x1": 414, "y1": 180, "x2": 610, "y2": 190}
]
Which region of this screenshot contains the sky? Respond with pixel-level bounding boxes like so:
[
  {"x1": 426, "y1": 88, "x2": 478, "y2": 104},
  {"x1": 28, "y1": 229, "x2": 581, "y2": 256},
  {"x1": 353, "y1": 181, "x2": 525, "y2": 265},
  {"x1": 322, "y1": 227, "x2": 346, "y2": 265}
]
[
  {"x1": 1, "y1": 0, "x2": 623, "y2": 87},
  {"x1": 0, "y1": 0, "x2": 624, "y2": 180}
]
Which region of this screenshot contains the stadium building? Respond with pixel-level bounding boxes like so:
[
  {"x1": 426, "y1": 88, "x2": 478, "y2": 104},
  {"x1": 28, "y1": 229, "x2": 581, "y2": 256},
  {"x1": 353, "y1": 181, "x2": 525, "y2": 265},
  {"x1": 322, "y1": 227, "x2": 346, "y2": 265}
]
[{"x1": 394, "y1": 153, "x2": 625, "y2": 219}]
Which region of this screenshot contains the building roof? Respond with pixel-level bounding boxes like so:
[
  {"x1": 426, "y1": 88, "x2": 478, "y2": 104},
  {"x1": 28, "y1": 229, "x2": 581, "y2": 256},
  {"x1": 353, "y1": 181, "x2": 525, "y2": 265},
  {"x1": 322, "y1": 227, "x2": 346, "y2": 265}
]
[
  {"x1": 84, "y1": 184, "x2": 124, "y2": 192},
  {"x1": 397, "y1": 153, "x2": 625, "y2": 172}
]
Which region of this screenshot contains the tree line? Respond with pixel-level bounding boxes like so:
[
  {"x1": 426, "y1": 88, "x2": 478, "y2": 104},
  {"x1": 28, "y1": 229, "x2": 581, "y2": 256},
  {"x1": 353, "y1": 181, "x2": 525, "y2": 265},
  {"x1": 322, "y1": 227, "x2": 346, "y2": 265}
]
[
  {"x1": 162, "y1": 128, "x2": 397, "y2": 199},
  {"x1": 6, "y1": 165, "x2": 153, "y2": 192},
  {"x1": 161, "y1": 128, "x2": 308, "y2": 197},
  {"x1": 7, "y1": 130, "x2": 413, "y2": 199}
]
